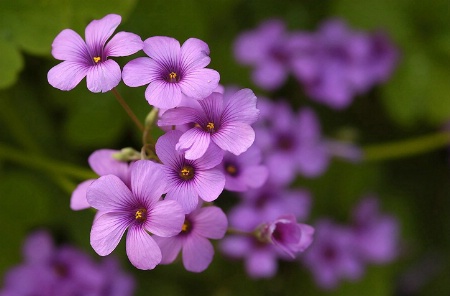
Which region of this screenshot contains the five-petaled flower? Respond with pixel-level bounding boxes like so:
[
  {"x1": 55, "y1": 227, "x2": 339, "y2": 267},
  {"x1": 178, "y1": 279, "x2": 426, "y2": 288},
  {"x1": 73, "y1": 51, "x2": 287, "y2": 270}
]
[
  {"x1": 158, "y1": 88, "x2": 259, "y2": 160},
  {"x1": 48, "y1": 14, "x2": 143, "y2": 93},
  {"x1": 122, "y1": 36, "x2": 220, "y2": 109},
  {"x1": 87, "y1": 160, "x2": 185, "y2": 270}
]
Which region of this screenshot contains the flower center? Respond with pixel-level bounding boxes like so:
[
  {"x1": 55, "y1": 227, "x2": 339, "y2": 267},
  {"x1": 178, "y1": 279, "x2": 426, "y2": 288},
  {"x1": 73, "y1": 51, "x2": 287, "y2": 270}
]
[
  {"x1": 168, "y1": 72, "x2": 179, "y2": 83},
  {"x1": 206, "y1": 122, "x2": 215, "y2": 132},
  {"x1": 135, "y1": 208, "x2": 147, "y2": 222},
  {"x1": 179, "y1": 165, "x2": 195, "y2": 180},
  {"x1": 181, "y1": 219, "x2": 191, "y2": 233},
  {"x1": 226, "y1": 164, "x2": 238, "y2": 176},
  {"x1": 93, "y1": 56, "x2": 101, "y2": 63}
]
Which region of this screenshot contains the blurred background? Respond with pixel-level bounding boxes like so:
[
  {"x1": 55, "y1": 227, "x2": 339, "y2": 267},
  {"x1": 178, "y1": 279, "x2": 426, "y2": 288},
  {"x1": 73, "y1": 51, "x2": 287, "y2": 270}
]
[{"x1": 0, "y1": 0, "x2": 449, "y2": 295}]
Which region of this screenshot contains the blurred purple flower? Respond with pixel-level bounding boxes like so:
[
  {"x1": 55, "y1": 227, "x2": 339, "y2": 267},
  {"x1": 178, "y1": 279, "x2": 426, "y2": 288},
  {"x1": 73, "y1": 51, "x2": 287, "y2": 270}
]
[
  {"x1": 155, "y1": 130, "x2": 225, "y2": 214},
  {"x1": 220, "y1": 235, "x2": 280, "y2": 279},
  {"x1": 291, "y1": 19, "x2": 398, "y2": 109},
  {"x1": 234, "y1": 19, "x2": 295, "y2": 90},
  {"x1": 154, "y1": 205, "x2": 228, "y2": 272},
  {"x1": 87, "y1": 160, "x2": 185, "y2": 270},
  {"x1": 218, "y1": 146, "x2": 268, "y2": 192},
  {"x1": 302, "y1": 220, "x2": 364, "y2": 290},
  {"x1": 351, "y1": 195, "x2": 400, "y2": 264},
  {"x1": 0, "y1": 230, "x2": 135, "y2": 296},
  {"x1": 257, "y1": 214, "x2": 314, "y2": 258},
  {"x1": 122, "y1": 36, "x2": 220, "y2": 109},
  {"x1": 71, "y1": 149, "x2": 131, "y2": 211},
  {"x1": 231, "y1": 183, "x2": 312, "y2": 228},
  {"x1": 48, "y1": 14, "x2": 143, "y2": 93},
  {"x1": 254, "y1": 99, "x2": 329, "y2": 184},
  {"x1": 158, "y1": 88, "x2": 259, "y2": 160}
]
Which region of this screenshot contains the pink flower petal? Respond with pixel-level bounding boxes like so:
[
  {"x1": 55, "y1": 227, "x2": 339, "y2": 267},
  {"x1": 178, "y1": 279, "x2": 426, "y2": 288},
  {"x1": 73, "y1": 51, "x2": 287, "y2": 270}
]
[
  {"x1": 145, "y1": 80, "x2": 183, "y2": 109},
  {"x1": 165, "y1": 181, "x2": 199, "y2": 214},
  {"x1": 86, "y1": 59, "x2": 121, "y2": 93},
  {"x1": 240, "y1": 165, "x2": 269, "y2": 189},
  {"x1": 51, "y1": 29, "x2": 89, "y2": 62},
  {"x1": 178, "y1": 68, "x2": 220, "y2": 99},
  {"x1": 193, "y1": 169, "x2": 225, "y2": 202},
  {"x1": 157, "y1": 107, "x2": 199, "y2": 127},
  {"x1": 182, "y1": 234, "x2": 214, "y2": 272},
  {"x1": 105, "y1": 31, "x2": 143, "y2": 57},
  {"x1": 155, "y1": 131, "x2": 184, "y2": 168},
  {"x1": 222, "y1": 88, "x2": 259, "y2": 125},
  {"x1": 88, "y1": 149, "x2": 128, "y2": 181},
  {"x1": 145, "y1": 200, "x2": 184, "y2": 237},
  {"x1": 47, "y1": 61, "x2": 89, "y2": 91},
  {"x1": 246, "y1": 249, "x2": 277, "y2": 278},
  {"x1": 90, "y1": 212, "x2": 130, "y2": 256},
  {"x1": 122, "y1": 57, "x2": 160, "y2": 87},
  {"x1": 130, "y1": 160, "x2": 167, "y2": 207},
  {"x1": 87, "y1": 175, "x2": 134, "y2": 211},
  {"x1": 153, "y1": 236, "x2": 183, "y2": 264},
  {"x1": 176, "y1": 128, "x2": 211, "y2": 160},
  {"x1": 193, "y1": 206, "x2": 227, "y2": 239},
  {"x1": 212, "y1": 122, "x2": 255, "y2": 156},
  {"x1": 192, "y1": 142, "x2": 224, "y2": 169},
  {"x1": 126, "y1": 225, "x2": 161, "y2": 270},
  {"x1": 85, "y1": 14, "x2": 121, "y2": 52},
  {"x1": 143, "y1": 36, "x2": 180, "y2": 64},
  {"x1": 253, "y1": 60, "x2": 287, "y2": 90},
  {"x1": 70, "y1": 179, "x2": 94, "y2": 210},
  {"x1": 180, "y1": 38, "x2": 211, "y2": 71}
]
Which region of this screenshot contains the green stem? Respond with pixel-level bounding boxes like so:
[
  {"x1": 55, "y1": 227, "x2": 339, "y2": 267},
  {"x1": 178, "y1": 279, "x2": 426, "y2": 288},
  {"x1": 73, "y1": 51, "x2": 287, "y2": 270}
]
[
  {"x1": 0, "y1": 143, "x2": 97, "y2": 180},
  {"x1": 226, "y1": 227, "x2": 253, "y2": 236},
  {"x1": 362, "y1": 131, "x2": 450, "y2": 162},
  {"x1": 111, "y1": 88, "x2": 144, "y2": 132}
]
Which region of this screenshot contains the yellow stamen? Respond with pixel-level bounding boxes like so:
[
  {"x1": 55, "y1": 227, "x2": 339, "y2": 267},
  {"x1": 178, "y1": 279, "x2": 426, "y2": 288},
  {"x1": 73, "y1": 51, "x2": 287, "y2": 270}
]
[
  {"x1": 226, "y1": 164, "x2": 237, "y2": 175},
  {"x1": 179, "y1": 166, "x2": 195, "y2": 180},
  {"x1": 169, "y1": 72, "x2": 177, "y2": 79},
  {"x1": 93, "y1": 56, "x2": 101, "y2": 63},
  {"x1": 206, "y1": 122, "x2": 215, "y2": 132},
  {"x1": 135, "y1": 208, "x2": 147, "y2": 221},
  {"x1": 182, "y1": 220, "x2": 191, "y2": 232}
]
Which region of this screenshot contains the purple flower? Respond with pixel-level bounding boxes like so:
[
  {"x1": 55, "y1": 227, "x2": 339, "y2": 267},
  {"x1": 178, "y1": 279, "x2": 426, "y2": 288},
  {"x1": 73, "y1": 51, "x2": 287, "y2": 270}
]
[
  {"x1": 254, "y1": 99, "x2": 329, "y2": 184},
  {"x1": 71, "y1": 149, "x2": 131, "y2": 210},
  {"x1": 155, "y1": 130, "x2": 225, "y2": 214},
  {"x1": 87, "y1": 160, "x2": 185, "y2": 270},
  {"x1": 158, "y1": 88, "x2": 259, "y2": 160},
  {"x1": 154, "y1": 205, "x2": 228, "y2": 272},
  {"x1": 0, "y1": 230, "x2": 135, "y2": 296},
  {"x1": 257, "y1": 214, "x2": 314, "y2": 258},
  {"x1": 351, "y1": 196, "x2": 400, "y2": 264},
  {"x1": 234, "y1": 19, "x2": 296, "y2": 90},
  {"x1": 218, "y1": 146, "x2": 268, "y2": 192},
  {"x1": 302, "y1": 220, "x2": 364, "y2": 290},
  {"x1": 122, "y1": 36, "x2": 220, "y2": 109},
  {"x1": 220, "y1": 235, "x2": 280, "y2": 279},
  {"x1": 231, "y1": 183, "x2": 312, "y2": 228},
  {"x1": 291, "y1": 19, "x2": 398, "y2": 109},
  {"x1": 48, "y1": 14, "x2": 143, "y2": 93}
]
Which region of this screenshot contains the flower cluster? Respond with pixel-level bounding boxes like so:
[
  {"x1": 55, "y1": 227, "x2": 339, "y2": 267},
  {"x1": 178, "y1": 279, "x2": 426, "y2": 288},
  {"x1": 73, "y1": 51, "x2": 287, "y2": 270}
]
[
  {"x1": 45, "y1": 13, "x2": 403, "y2": 291},
  {"x1": 234, "y1": 18, "x2": 398, "y2": 109},
  {"x1": 48, "y1": 14, "x2": 314, "y2": 273},
  {"x1": 0, "y1": 230, "x2": 135, "y2": 296},
  {"x1": 302, "y1": 196, "x2": 400, "y2": 289}
]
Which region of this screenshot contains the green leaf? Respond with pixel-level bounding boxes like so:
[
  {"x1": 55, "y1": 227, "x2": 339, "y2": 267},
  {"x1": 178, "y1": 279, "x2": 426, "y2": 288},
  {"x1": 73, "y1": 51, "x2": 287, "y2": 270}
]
[
  {"x1": 0, "y1": 40, "x2": 23, "y2": 89},
  {"x1": 382, "y1": 48, "x2": 450, "y2": 126},
  {"x1": 63, "y1": 91, "x2": 127, "y2": 148},
  {"x1": 0, "y1": 170, "x2": 54, "y2": 275}
]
